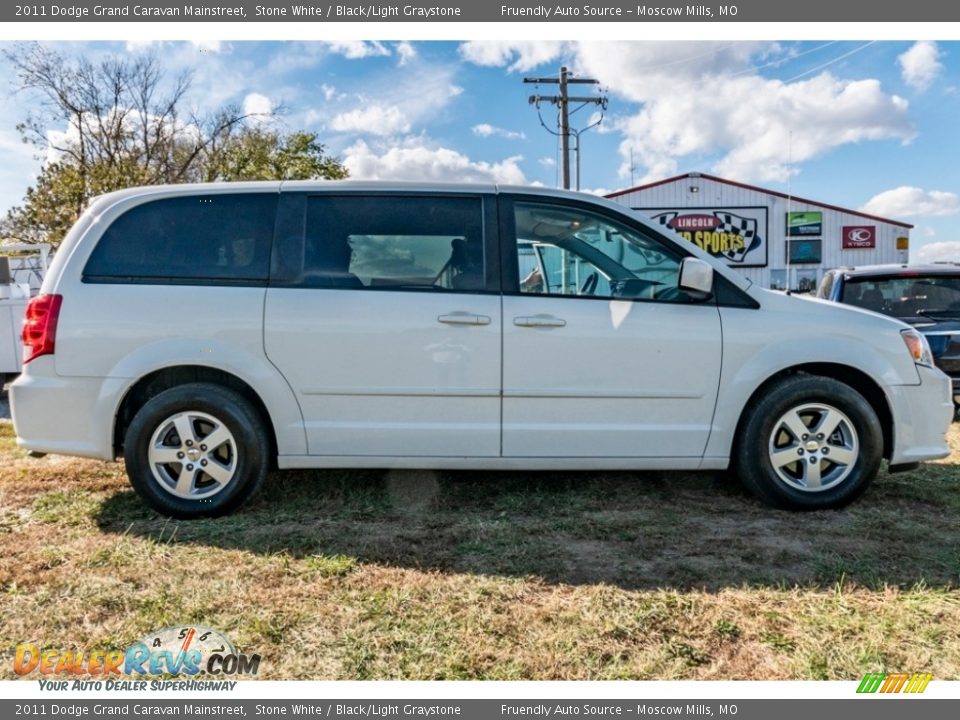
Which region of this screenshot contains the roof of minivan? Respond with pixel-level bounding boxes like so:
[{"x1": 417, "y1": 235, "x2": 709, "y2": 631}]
[
  {"x1": 834, "y1": 263, "x2": 960, "y2": 278},
  {"x1": 92, "y1": 180, "x2": 626, "y2": 201}
]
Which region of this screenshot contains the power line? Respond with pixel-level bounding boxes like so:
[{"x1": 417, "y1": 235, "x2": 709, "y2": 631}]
[{"x1": 784, "y1": 41, "x2": 877, "y2": 82}]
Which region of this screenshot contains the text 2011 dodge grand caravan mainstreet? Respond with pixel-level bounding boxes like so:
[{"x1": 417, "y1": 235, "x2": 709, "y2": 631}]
[{"x1": 11, "y1": 182, "x2": 954, "y2": 517}]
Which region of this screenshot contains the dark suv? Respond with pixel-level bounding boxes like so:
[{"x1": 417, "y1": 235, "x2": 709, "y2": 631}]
[{"x1": 817, "y1": 263, "x2": 960, "y2": 410}]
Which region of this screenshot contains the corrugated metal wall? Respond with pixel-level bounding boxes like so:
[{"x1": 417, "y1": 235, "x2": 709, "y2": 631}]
[{"x1": 608, "y1": 175, "x2": 910, "y2": 290}]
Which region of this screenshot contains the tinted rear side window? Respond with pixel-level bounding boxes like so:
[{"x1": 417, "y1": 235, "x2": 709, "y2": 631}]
[
  {"x1": 299, "y1": 195, "x2": 485, "y2": 291},
  {"x1": 84, "y1": 194, "x2": 277, "y2": 284}
]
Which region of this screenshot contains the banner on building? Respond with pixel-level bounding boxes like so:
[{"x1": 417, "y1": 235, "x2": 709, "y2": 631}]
[
  {"x1": 787, "y1": 239, "x2": 822, "y2": 264},
  {"x1": 786, "y1": 211, "x2": 823, "y2": 236},
  {"x1": 842, "y1": 225, "x2": 876, "y2": 249},
  {"x1": 639, "y1": 206, "x2": 768, "y2": 267}
]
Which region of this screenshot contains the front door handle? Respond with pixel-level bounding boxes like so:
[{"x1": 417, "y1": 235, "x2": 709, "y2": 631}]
[
  {"x1": 438, "y1": 313, "x2": 492, "y2": 326},
  {"x1": 514, "y1": 315, "x2": 567, "y2": 328}
]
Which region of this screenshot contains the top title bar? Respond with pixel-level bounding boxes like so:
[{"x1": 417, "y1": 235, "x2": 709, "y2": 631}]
[{"x1": 4, "y1": 0, "x2": 960, "y2": 23}]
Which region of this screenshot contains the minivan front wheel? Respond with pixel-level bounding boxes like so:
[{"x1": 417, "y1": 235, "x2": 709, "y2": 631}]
[
  {"x1": 735, "y1": 375, "x2": 883, "y2": 510},
  {"x1": 124, "y1": 383, "x2": 268, "y2": 518}
]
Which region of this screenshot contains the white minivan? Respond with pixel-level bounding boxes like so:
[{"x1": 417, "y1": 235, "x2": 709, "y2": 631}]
[{"x1": 10, "y1": 182, "x2": 954, "y2": 517}]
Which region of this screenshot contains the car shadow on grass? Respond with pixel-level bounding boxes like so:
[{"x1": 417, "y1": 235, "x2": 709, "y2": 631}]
[{"x1": 93, "y1": 456, "x2": 960, "y2": 592}]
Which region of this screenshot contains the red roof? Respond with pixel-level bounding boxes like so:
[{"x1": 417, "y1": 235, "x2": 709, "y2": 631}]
[{"x1": 605, "y1": 172, "x2": 914, "y2": 229}]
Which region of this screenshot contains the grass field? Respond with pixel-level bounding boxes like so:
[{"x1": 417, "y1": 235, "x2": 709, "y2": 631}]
[{"x1": 1, "y1": 418, "x2": 958, "y2": 680}]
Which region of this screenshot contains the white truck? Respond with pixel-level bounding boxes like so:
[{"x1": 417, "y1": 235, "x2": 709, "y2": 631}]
[{"x1": 0, "y1": 243, "x2": 50, "y2": 379}]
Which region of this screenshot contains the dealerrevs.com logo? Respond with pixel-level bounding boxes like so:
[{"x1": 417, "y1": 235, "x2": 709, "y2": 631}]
[
  {"x1": 857, "y1": 672, "x2": 932, "y2": 694},
  {"x1": 14, "y1": 626, "x2": 261, "y2": 688}
]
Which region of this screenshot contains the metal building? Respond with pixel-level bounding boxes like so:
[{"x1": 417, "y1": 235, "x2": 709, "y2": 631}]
[{"x1": 606, "y1": 172, "x2": 912, "y2": 292}]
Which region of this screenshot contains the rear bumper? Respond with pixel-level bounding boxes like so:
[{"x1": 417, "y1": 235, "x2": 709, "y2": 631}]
[
  {"x1": 10, "y1": 358, "x2": 121, "y2": 460},
  {"x1": 887, "y1": 365, "x2": 954, "y2": 465}
]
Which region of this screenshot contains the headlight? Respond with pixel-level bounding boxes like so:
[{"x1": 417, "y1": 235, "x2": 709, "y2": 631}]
[{"x1": 901, "y1": 328, "x2": 935, "y2": 367}]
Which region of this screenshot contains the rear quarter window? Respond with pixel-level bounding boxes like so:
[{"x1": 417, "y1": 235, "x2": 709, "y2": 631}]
[{"x1": 83, "y1": 193, "x2": 278, "y2": 284}]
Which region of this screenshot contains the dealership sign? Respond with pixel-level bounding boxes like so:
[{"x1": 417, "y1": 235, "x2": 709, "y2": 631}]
[
  {"x1": 842, "y1": 225, "x2": 876, "y2": 249},
  {"x1": 639, "y1": 207, "x2": 768, "y2": 267},
  {"x1": 786, "y1": 211, "x2": 823, "y2": 236}
]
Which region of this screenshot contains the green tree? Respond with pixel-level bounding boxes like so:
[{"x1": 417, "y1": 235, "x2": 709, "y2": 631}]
[
  {"x1": 1, "y1": 43, "x2": 347, "y2": 246},
  {"x1": 202, "y1": 128, "x2": 349, "y2": 182}
]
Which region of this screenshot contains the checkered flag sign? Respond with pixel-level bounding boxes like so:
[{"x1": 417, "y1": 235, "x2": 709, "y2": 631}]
[
  {"x1": 712, "y1": 211, "x2": 760, "y2": 263},
  {"x1": 651, "y1": 210, "x2": 762, "y2": 264}
]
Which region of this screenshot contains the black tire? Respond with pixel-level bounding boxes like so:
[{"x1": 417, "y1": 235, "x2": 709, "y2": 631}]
[
  {"x1": 734, "y1": 375, "x2": 883, "y2": 510},
  {"x1": 123, "y1": 383, "x2": 269, "y2": 518}
]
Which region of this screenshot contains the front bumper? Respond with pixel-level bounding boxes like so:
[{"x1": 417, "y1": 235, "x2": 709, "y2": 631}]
[{"x1": 887, "y1": 364, "x2": 954, "y2": 465}]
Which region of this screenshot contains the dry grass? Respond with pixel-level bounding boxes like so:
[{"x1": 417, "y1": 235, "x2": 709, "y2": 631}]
[{"x1": 1, "y1": 418, "x2": 959, "y2": 680}]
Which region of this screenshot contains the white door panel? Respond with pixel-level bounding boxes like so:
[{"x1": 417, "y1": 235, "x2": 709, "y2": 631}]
[
  {"x1": 264, "y1": 289, "x2": 501, "y2": 456},
  {"x1": 502, "y1": 295, "x2": 721, "y2": 457}
]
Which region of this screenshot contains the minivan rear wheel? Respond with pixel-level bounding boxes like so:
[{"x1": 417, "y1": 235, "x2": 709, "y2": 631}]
[
  {"x1": 735, "y1": 375, "x2": 883, "y2": 510},
  {"x1": 124, "y1": 383, "x2": 268, "y2": 518}
]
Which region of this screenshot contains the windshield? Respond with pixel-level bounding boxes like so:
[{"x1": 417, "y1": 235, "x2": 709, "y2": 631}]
[{"x1": 841, "y1": 274, "x2": 960, "y2": 318}]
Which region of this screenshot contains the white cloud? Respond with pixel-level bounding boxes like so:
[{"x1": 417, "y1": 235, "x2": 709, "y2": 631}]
[
  {"x1": 316, "y1": 64, "x2": 462, "y2": 136},
  {"x1": 327, "y1": 41, "x2": 390, "y2": 60},
  {"x1": 472, "y1": 123, "x2": 526, "y2": 140},
  {"x1": 461, "y1": 41, "x2": 916, "y2": 185},
  {"x1": 396, "y1": 42, "x2": 417, "y2": 66},
  {"x1": 330, "y1": 105, "x2": 411, "y2": 136},
  {"x1": 193, "y1": 40, "x2": 223, "y2": 54},
  {"x1": 458, "y1": 41, "x2": 568, "y2": 72},
  {"x1": 570, "y1": 42, "x2": 915, "y2": 184},
  {"x1": 915, "y1": 241, "x2": 960, "y2": 263},
  {"x1": 539, "y1": 157, "x2": 556, "y2": 167},
  {"x1": 125, "y1": 40, "x2": 155, "y2": 52},
  {"x1": 242, "y1": 93, "x2": 273, "y2": 122},
  {"x1": 861, "y1": 186, "x2": 960, "y2": 218},
  {"x1": 321, "y1": 84, "x2": 337, "y2": 101},
  {"x1": 264, "y1": 43, "x2": 326, "y2": 75},
  {"x1": 125, "y1": 40, "x2": 223, "y2": 53},
  {"x1": 343, "y1": 139, "x2": 527, "y2": 184},
  {"x1": 898, "y1": 41, "x2": 944, "y2": 91}
]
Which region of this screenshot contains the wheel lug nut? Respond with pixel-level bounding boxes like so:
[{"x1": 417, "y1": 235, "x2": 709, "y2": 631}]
[
  {"x1": 822, "y1": 447, "x2": 829, "y2": 455},
  {"x1": 797, "y1": 448, "x2": 804, "y2": 455},
  {"x1": 817, "y1": 433, "x2": 824, "y2": 440},
  {"x1": 200, "y1": 459, "x2": 208, "y2": 467},
  {"x1": 809, "y1": 457, "x2": 817, "y2": 464},
  {"x1": 200, "y1": 444, "x2": 207, "y2": 451},
  {"x1": 186, "y1": 440, "x2": 194, "y2": 447},
  {"x1": 177, "y1": 452, "x2": 184, "y2": 459},
  {"x1": 186, "y1": 464, "x2": 194, "y2": 471},
  {"x1": 802, "y1": 434, "x2": 809, "y2": 440}
]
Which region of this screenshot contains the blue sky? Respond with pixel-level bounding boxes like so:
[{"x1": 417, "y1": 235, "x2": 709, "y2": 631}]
[{"x1": 1, "y1": 40, "x2": 958, "y2": 261}]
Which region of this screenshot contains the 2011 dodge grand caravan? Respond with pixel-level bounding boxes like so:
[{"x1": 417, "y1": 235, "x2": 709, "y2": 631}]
[{"x1": 11, "y1": 182, "x2": 954, "y2": 518}]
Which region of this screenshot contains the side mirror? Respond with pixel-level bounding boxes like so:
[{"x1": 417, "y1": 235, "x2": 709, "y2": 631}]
[{"x1": 678, "y1": 257, "x2": 714, "y2": 298}]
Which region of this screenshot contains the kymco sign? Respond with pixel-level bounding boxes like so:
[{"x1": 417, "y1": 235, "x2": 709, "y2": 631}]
[{"x1": 842, "y1": 226, "x2": 876, "y2": 249}]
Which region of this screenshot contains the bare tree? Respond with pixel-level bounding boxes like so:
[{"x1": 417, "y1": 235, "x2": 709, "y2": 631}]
[{"x1": 2, "y1": 43, "x2": 313, "y2": 243}]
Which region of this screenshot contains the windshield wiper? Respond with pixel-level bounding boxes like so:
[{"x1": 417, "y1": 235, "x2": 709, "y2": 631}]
[{"x1": 917, "y1": 309, "x2": 960, "y2": 321}]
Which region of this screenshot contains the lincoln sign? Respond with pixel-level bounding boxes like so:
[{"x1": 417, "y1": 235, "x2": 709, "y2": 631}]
[{"x1": 640, "y1": 206, "x2": 769, "y2": 267}]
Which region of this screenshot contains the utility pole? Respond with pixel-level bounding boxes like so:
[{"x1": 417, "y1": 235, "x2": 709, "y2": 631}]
[{"x1": 525, "y1": 66, "x2": 606, "y2": 190}]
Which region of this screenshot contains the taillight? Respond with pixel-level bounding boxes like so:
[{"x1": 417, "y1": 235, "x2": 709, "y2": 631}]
[{"x1": 22, "y1": 294, "x2": 63, "y2": 364}]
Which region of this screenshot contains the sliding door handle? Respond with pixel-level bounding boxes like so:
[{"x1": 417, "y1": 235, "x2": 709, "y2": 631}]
[
  {"x1": 438, "y1": 313, "x2": 492, "y2": 326},
  {"x1": 514, "y1": 315, "x2": 567, "y2": 328}
]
